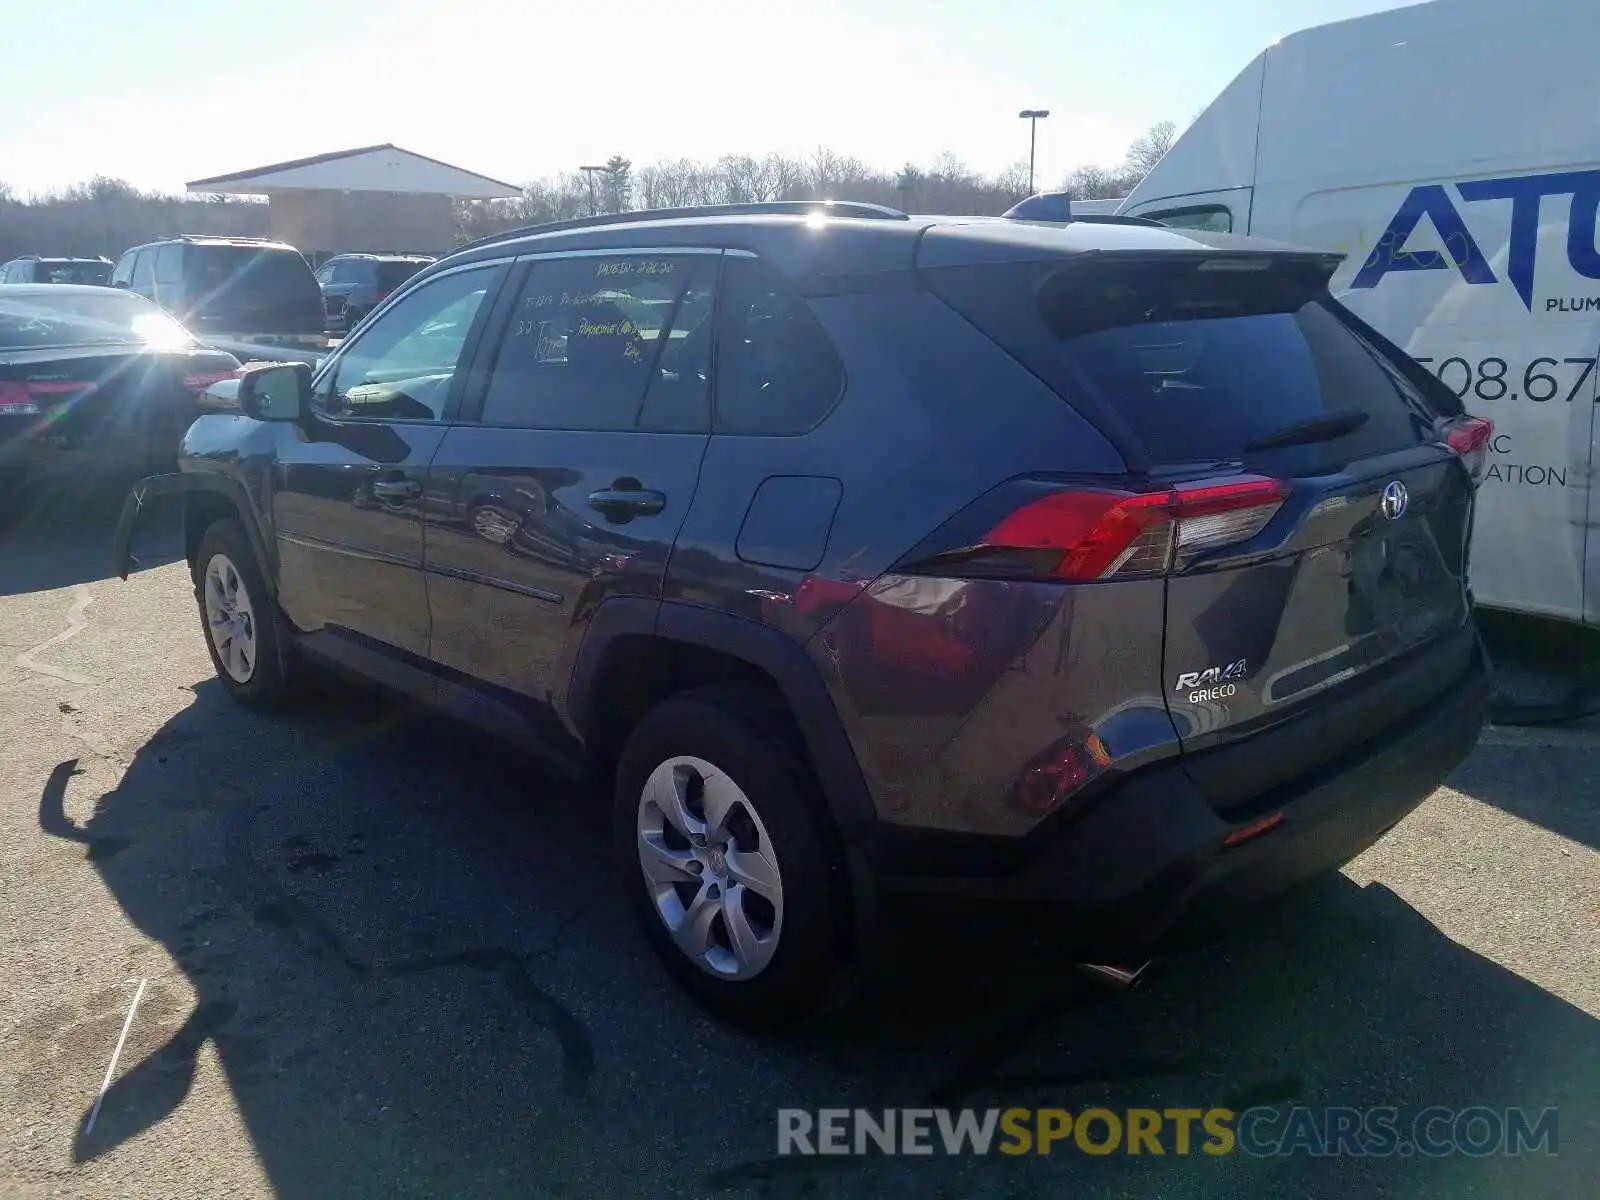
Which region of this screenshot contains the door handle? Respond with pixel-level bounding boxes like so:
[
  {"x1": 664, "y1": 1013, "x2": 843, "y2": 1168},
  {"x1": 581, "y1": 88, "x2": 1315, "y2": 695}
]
[
  {"x1": 587, "y1": 488, "x2": 666, "y2": 518},
  {"x1": 371, "y1": 478, "x2": 421, "y2": 501}
]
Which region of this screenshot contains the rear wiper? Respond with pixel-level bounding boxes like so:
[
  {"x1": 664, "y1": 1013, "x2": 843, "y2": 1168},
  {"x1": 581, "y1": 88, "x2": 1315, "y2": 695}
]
[{"x1": 1243, "y1": 406, "x2": 1369, "y2": 454}]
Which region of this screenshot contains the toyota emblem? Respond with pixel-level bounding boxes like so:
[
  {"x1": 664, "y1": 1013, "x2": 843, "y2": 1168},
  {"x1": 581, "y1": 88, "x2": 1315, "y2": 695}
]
[{"x1": 1380, "y1": 480, "x2": 1409, "y2": 521}]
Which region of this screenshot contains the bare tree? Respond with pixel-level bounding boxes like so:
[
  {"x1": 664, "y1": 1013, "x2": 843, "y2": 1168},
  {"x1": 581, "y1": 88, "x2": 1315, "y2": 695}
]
[{"x1": 1124, "y1": 120, "x2": 1178, "y2": 179}]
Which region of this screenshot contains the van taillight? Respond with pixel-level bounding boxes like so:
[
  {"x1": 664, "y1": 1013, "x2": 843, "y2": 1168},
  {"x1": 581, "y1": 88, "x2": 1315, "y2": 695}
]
[
  {"x1": 1440, "y1": 415, "x2": 1493, "y2": 485},
  {"x1": 939, "y1": 477, "x2": 1288, "y2": 582}
]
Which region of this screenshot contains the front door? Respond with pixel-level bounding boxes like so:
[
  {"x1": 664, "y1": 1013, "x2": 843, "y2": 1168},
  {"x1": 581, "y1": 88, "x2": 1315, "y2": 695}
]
[
  {"x1": 272, "y1": 262, "x2": 508, "y2": 675},
  {"x1": 422, "y1": 249, "x2": 719, "y2": 751}
]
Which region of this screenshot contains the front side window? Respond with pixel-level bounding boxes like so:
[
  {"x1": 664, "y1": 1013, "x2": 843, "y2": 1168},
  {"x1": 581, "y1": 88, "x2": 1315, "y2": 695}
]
[
  {"x1": 714, "y1": 256, "x2": 845, "y2": 435},
  {"x1": 314, "y1": 265, "x2": 500, "y2": 422},
  {"x1": 110, "y1": 252, "x2": 136, "y2": 287},
  {"x1": 1150, "y1": 205, "x2": 1233, "y2": 234},
  {"x1": 479, "y1": 253, "x2": 716, "y2": 432}
]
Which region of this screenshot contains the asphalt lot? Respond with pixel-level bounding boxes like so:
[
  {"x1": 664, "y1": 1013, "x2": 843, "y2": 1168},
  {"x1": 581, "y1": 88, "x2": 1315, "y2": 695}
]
[{"x1": 0, "y1": 498, "x2": 1596, "y2": 1199}]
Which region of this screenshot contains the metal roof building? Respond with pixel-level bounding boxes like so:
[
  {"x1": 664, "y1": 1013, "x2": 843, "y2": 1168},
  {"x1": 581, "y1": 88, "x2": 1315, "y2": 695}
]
[{"x1": 186, "y1": 144, "x2": 521, "y2": 261}]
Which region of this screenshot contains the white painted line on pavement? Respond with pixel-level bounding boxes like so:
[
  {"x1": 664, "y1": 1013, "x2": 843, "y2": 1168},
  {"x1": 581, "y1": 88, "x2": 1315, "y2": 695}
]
[{"x1": 83, "y1": 977, "x2": 148, "y2": 1138}]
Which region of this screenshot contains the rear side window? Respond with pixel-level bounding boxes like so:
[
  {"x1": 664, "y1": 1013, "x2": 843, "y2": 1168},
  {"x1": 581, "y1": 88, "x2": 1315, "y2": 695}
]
[
  {"x1": 927, "y1": 256, "x2": 1437, "y2": 469},
  {"x1": 714, "y1": 256, "x2": 844, "y2": 435},
  {"x1": 478, "y1": 253, "x2": 716, "y2": 433},
  {"x1": 377, "y1": 260, "x2": 426, "y2": 291}
]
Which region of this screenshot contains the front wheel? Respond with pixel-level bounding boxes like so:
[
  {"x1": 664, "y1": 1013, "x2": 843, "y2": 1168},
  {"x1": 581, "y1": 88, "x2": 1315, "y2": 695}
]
[
  {"x1": 193, "y1": 518, "x2": 295, "y2": 708},
  {"x1": 614, "y1": 685, "x2": 846, "y2": 1029}
]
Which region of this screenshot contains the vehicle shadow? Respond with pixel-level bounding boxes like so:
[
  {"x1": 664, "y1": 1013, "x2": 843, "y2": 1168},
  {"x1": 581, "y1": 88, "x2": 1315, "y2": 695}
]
[
  {"x1": 1446, "y1": 731, "x2": 1600, "y2": 851},
  {"x1": 0, "y1": 483, "x2": 182, "y2": 597},
  {"x1": 33, "y1": 678, "x2": 1599, "y2": 1199}
]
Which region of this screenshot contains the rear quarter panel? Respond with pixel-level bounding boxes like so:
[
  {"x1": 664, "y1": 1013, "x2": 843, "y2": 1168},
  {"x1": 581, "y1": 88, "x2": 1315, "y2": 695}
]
[{"x1": 667, "y1": 287, "x2": 1180, "y2": 831}]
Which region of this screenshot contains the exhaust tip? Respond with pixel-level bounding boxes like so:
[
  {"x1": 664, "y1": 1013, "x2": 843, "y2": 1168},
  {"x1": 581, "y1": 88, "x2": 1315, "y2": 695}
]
[{"x1": 1074, "y1": 960, "x2": 1152, "y2": 992}]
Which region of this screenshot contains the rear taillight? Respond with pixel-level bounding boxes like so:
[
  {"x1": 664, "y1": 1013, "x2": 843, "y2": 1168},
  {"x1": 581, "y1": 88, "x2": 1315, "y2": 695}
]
[
  {"x1": 1439, "y1": 415, "x2": 1493, "y2": 485},
  {"x1": 182, "y1": 370, "x2": 238, "y2": 390},
  {"x1": 964, "y1": 477, "x2": 1288, "y2": 582},
  {"x1": 0, "y1": 381, "x2": 39, "y2": 415},
  {"x1": 0, "y1": 379, "x2": 94, "y2": 415}
]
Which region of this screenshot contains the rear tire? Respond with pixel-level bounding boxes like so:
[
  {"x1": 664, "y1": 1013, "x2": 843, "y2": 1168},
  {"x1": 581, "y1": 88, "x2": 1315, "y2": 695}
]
[
  {"x1": 613, "y1": 685, "x2": 845, "y2": 1029},
  {"x1": 192, "y1": 518, "x2": 296, "y2": 709}
]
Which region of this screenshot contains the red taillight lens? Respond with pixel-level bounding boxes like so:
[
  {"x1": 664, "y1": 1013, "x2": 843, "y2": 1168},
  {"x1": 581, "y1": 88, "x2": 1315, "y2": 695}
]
[
  {"x1": 182, "y1": 370, "x2": 237, "y2": 390},
  {"x1": 977, "y1": 477, "x2": 1288, "y2": 581},
  {"x1": 0, "y1": 379, "x2": 94, "y2": 415},
  {"x1": 0, "y1": 380, "x2": 38, "y2": 415},
  {"x1": 1440, "y1": 415, "x2": 1493, "y2": 485}
]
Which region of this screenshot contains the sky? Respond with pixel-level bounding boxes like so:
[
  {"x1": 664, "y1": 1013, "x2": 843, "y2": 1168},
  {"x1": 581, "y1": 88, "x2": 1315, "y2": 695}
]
[{"x1": 0, "y1": 0, "x2": 1420, "y2": 197}]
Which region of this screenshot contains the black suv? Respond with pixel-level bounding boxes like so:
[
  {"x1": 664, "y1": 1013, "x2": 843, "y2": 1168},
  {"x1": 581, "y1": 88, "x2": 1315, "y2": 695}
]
[
  {"x1": 0, "y1": 256, "x2": 113, "y2": 285},
  {"x1": 113, "y1": 201, "x2": 1492, "y2": 1027},
  {"x1": 110, "y1": 236, "x2": 325, "y2": 352},
  {"x1": 315, "y1": 253, "x2": 435, "y2": 334}
]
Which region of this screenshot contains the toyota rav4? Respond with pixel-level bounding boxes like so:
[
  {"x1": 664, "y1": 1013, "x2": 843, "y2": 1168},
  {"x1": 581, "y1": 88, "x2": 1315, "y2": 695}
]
[{"x1": 112, "y1": 201, "x2": 1492, "y2": 1027}]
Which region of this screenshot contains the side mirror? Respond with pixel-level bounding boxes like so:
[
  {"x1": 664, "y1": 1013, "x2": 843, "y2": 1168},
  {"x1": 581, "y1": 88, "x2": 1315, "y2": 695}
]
[
  {"x1": 236, "y1": 361, "x2": 311, "y2": 422},
  {"x1": 110, "y1": 279, "x2": 130, "y2": 289}
]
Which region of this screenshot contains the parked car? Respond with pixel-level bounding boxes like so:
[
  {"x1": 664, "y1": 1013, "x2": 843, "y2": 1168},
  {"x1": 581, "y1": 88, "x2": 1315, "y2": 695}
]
[
  {"x1": 1118, "y1": 0, "x2": 1592, "y2": 632},
  {"x1": 0, "y1": 285, "x2": 237, "y2": 512},
  {"x1": 315, "y1": 253, "x2": 435, "y2": 334},
  {"x1": 112, "y1": 201, "x2": 1491, "y2": 1028},
  {"x1": 110, "y1": 236, "x2": 325, "y2": 353},
  {"x1": 0, "y1": 256, "x2": 113, "y2": 285}
]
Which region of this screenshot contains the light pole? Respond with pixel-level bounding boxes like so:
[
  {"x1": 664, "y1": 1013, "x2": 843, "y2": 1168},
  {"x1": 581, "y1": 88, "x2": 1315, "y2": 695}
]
[
  {"x1": 1019, "y1": 109, "x2": 1050, "y2": 195},
  {"x1": 580, "y1": 164, "x2": 608, "y2": 215}
]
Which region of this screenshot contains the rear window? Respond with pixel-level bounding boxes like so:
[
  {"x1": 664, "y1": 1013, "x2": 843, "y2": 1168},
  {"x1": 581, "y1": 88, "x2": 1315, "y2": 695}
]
[
  {"x1": 377, "y1": 260, "x2": 427, "y2": 291},
  {"x1": 0, "y1": 290, "x2": 191, "y2": 350},
  {"x1": 38, "y1": 260, "x2": 111, "y2": 285},
  {"x1": 927, "y1": 256, "x2": 1441, "y2": 469},
  {"x1": 188, "y1": 245, "x2": 318, "y2": 303}
]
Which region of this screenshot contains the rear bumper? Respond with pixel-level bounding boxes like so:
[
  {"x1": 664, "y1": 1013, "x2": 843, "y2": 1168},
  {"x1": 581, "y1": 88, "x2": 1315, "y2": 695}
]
[{"x1": 872, "y1": 640, "x2": 1490, "y2": 954}]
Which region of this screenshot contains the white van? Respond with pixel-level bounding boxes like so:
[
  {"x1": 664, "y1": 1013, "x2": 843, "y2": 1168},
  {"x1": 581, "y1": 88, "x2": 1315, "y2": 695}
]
[{"x1": 1120, "y1": 0, "x2": 1599, "y2": 628}]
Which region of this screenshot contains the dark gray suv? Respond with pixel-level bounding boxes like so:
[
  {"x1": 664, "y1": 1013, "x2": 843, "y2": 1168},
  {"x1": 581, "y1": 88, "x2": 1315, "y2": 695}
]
[{"x1": 113, "y1": 201, "x2": 1493, "y2": 1027}]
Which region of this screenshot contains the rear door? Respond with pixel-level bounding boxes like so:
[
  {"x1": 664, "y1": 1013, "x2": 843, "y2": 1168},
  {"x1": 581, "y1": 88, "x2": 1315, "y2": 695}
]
[
  {"x1": 1052, "y1": 256, "x2": 1476, "y2": 744},
  {"x1": 186, "y1": 245, "x2": 324, "y2": 337},
  {"x1": 923, "y1": 247, "x2": 1478, "y2": 794},
  {"x1": 422, "y1": 248, "x2": 717, "y2": 745}
]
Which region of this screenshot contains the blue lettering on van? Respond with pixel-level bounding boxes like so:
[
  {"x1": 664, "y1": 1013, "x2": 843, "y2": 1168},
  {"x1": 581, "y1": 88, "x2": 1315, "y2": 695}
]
[{"x1": 1350, "y1": 169, "x2": 1600, "y2": 311}]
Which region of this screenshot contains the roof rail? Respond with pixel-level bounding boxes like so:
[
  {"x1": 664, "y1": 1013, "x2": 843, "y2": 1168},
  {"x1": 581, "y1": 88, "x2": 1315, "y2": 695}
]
[
  {"x1": 175, "y1": 233, "x2": 285, "y2": 244},
  {"x1": 454, "y1": 200, "x2": 909, "y2": 253}
]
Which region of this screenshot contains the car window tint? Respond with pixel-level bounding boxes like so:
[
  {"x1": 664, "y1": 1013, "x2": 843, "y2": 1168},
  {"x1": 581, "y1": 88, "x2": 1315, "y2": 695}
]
[
  {"x1": 714, "y1": 256, "x2": 844, "y2": 435},
  {"x1": 110, "y1": 252, "x2": 135, "y2": 286},
  {"x1": 316, "y1": 266, "x2": 499, "y2": 422},
  {"x1": 479, "y1": 253, "x2": 715, "y2": 432}
]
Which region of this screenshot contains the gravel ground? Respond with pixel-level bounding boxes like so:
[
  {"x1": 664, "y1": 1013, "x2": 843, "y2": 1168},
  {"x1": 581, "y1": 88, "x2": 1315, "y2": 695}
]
[{"x1": 0, "y1": 502, "x2": 1595, "y2": 1199}]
